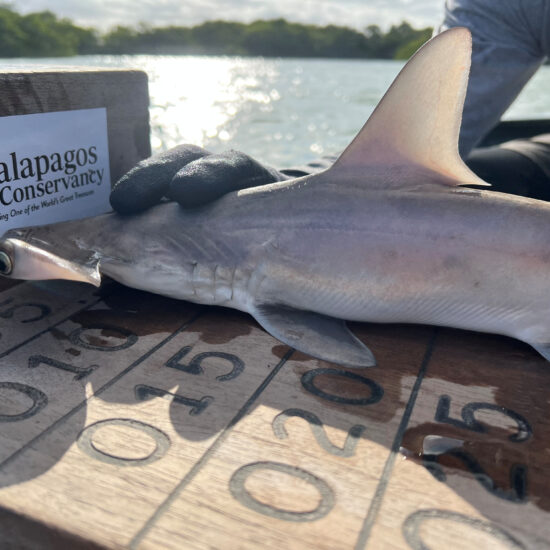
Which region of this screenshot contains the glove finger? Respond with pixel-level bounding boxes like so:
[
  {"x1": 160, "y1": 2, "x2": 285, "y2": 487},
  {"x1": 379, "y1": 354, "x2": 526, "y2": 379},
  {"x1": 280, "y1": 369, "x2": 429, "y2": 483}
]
[
  {"x1": 110, "y1": 144, "x2": 211, "y2": 214},
  {"x1": 168, "y1": 150, "x2": 289, "y2": 208}
]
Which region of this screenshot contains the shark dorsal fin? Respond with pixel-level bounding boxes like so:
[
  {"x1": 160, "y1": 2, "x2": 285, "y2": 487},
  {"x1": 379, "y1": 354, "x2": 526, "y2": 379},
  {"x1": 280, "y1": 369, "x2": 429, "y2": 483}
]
[{"x1": 331, "y1": 27, "x2": 488, "y2": 188}]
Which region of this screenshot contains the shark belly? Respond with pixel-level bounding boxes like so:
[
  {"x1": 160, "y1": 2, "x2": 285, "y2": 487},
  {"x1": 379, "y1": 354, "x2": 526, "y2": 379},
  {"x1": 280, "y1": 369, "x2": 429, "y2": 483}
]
[{"x1": 259, "y1": 245, "x2": 546, "y2": 340}]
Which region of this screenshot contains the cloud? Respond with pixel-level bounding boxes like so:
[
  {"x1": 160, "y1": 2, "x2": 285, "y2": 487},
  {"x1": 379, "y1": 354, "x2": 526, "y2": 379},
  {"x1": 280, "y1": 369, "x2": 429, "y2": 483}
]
[{"x1": 12, "y1": 0, "x2": 443, "y2": 30}]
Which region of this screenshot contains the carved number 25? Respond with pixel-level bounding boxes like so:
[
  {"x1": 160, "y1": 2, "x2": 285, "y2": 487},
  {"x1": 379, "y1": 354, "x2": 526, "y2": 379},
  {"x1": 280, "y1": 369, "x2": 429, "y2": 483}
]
[{"x1": 424, "y1": 395, "x2": 532, "y2": 503}]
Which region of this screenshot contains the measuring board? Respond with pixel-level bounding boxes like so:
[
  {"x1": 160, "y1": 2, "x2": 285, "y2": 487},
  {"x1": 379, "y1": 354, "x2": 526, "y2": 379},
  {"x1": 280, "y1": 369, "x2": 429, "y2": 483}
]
[{"x1": 0, "y1": 277, "x2": 548, "y2": 549}]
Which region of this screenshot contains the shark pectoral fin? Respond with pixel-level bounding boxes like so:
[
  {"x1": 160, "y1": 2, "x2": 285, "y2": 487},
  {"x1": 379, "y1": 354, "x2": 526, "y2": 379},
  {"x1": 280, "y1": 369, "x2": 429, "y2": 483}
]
[
  {"x1": 330, "y1": 27, "x2": 488, "y2": 189},
  {"x1": 253, "y1": 304, "x2": 376, "y2": 368}
]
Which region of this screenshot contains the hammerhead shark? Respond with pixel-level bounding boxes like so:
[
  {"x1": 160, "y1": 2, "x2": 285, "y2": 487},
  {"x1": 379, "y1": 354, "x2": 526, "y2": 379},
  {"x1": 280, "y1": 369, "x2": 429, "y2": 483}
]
[{"x1": 1, "y1": 28, "x2": 549, "y2": 366}]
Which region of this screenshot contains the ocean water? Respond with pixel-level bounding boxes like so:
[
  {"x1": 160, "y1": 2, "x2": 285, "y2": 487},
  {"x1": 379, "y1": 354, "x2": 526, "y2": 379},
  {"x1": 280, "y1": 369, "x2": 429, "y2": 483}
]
[{"x1": 2, "y1": 55, "x2": 550, "y2": 168}]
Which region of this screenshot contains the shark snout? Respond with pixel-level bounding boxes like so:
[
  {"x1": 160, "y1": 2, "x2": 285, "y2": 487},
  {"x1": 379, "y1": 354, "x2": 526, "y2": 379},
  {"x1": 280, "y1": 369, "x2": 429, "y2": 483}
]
[{"x1": 0, "y1": 237, "x2": 101, "y2": 286}]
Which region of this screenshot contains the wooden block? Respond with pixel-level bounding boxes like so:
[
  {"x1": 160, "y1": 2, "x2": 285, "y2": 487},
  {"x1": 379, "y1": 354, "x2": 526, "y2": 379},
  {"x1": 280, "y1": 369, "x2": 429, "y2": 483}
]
[
  {"x1": 1, "y1": 279, "x2": 550, "y2": 550},
  {"x1": 0, "y1": 69, "x2": 151, "y2": 184},
  {"x1": 131, "y1": 323, "x2": 434, "y2": 550},
  {"x1": 0, "y1": 284, "x2": 199, "y2": 474},
  {"x1": 0, "y1": 277, "x2": 20, "y2": 292},
  {"x1": 365, "y1": 327, "x2": 550, "y2": 550},
  {"x1": 0, "y1": 281, "x2": 99, "y2": 356},
  {"x1": 0, "y1": 306, "x2": 295, "y2": 547}
]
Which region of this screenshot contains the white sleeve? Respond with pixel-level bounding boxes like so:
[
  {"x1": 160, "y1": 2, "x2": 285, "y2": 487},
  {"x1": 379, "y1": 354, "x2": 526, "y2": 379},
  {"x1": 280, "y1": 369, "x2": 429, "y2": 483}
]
[{"x1": 437, "y1": 0, "x2": 549, "y2": 156}]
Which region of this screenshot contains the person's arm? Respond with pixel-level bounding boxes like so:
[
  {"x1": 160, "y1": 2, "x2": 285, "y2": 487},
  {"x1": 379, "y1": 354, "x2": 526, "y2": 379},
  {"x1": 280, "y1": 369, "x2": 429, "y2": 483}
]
[{"x1": 437, "y1": 0, "x2": 549, "y2": 157}]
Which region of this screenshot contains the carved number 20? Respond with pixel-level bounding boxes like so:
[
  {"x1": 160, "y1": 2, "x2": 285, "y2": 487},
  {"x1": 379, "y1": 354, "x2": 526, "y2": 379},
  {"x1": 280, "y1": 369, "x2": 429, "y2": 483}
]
[{"x1": 272, "y1": 408, "x2": 366, "y2": 458}]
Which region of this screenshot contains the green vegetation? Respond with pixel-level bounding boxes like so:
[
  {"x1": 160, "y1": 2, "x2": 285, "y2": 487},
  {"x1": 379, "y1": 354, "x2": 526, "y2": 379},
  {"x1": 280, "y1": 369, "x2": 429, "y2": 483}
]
[
  {"x1": 0, "y1": 5, "x2": 433, "y2": 59},
  {"x1": 0, "y1": 5, "x2": 97, "y2": 56}
]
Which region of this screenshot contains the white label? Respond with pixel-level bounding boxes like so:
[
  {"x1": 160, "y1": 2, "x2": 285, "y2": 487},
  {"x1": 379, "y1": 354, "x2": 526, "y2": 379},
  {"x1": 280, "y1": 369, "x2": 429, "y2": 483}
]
[{"x1": 0, "y1": 108, "x2": 111, "y2": 232}]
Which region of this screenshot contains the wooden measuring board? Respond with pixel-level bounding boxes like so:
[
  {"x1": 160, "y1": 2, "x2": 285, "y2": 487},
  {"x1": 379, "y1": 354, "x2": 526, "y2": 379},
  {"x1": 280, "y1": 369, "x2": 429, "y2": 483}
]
[{"x1": 0, "y1": 278, "x2": 548, "y2": 549}]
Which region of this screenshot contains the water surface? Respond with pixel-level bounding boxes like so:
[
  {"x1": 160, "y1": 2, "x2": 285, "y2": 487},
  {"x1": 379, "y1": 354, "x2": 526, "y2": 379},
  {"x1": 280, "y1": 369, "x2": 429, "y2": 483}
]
[{"x1": 2, "y1": 55, "x2": 549, "y2": 168}]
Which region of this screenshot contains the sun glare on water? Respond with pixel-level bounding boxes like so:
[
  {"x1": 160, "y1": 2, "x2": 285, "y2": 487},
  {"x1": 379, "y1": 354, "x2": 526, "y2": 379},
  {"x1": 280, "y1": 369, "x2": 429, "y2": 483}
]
[
  {"x1": 1, "y1": 55, "x2": 549, "y2": 168},
  {"x1": 142, "y1": 56, "x2": 281, "y2": 151}
]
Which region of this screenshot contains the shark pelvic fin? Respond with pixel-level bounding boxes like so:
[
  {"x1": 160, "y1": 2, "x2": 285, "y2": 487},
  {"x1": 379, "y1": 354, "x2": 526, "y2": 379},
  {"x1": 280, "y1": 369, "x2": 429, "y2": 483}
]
[
  {"x1": 253, "y1": 304, "x2": 376, "y2": 368},
  {"x1": 331, "y1": 27, "x2": 488, "y2": 189}
]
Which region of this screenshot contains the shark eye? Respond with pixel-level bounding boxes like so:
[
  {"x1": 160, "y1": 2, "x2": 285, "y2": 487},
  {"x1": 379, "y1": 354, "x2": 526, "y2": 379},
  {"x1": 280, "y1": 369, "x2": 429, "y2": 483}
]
[{"x1": 0, "y1": 250, "x2": 12, "y2": 275}]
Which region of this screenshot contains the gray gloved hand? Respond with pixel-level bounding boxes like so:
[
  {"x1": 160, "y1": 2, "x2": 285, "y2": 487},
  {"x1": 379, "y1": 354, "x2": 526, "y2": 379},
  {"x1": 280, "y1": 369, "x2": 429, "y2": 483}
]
[
  {"x1": 110, "y1": 144, "x2": 290, "y2": 214},
  {"x1": 168, "y1": 149, "x2": 290, "y2": 208}
]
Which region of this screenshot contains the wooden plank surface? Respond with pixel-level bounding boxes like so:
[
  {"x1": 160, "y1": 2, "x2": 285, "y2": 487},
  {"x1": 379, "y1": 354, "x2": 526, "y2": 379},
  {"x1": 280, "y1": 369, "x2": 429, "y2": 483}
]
[{"x1": 0, "y1": 280, "x2": 548, "y2": 549}]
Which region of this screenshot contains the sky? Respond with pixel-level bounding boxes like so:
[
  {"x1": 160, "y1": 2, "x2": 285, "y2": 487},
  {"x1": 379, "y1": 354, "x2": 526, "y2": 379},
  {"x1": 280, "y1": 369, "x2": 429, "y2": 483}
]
[{"x1": 11, "y1": 0, "x2": 444, "y2": 31}]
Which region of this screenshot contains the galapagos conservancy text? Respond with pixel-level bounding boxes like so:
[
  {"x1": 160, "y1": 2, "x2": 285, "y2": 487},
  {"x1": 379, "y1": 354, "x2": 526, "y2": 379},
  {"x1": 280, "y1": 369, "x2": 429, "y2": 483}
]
[
  {"x1": 0, "y1": 147, "x2": 104, "y2": 205},
  {"x1": 0, "y1": 108, "x2": 111, "y2": 232}
]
